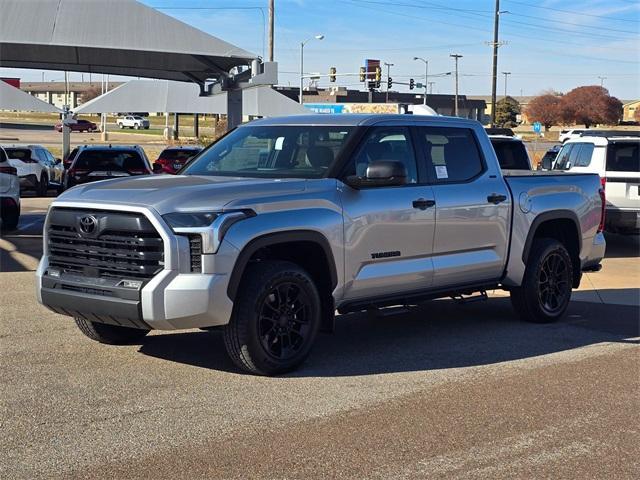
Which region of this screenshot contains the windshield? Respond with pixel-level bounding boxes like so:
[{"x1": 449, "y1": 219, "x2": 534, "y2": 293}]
[
  {"x1": 490, "y1": 140, "x2": 530, "y2": 170},
  {"x1": 183, "y1": 125, "x2": 355, "y2": 178},
  {"x1": 74, "y1": 150, "x2": 147, "y2": 172},
  {"x1": 5, "y1": 148, "x2": 31, "y2": 160},
  {"x1": 159, "y1": 149, "x2": 201, "y2": 161},
  {"x1": 607, "y1": 141, "x2": 639, "y2": 172}
]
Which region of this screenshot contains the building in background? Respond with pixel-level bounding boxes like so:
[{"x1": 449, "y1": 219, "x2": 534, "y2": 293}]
[
  {"x1": 276, "y1": 86, "x2": 486, "y2": 121},
  {"x1": 20, "y1": 81, "x2": 122, "y2": 109},
  {"x1": 622, "y1": 100, "x2": 640, "y2": 122}
]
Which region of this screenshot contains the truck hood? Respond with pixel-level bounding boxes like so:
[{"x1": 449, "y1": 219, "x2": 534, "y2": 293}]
[{"x1": 56, "y1": 175, "x2": 310, "y2": 215}]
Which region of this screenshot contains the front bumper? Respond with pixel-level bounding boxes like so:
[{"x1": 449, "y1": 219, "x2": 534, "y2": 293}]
[{"x1": 36, "y1": 202, "x2": 237, "y2": 330}]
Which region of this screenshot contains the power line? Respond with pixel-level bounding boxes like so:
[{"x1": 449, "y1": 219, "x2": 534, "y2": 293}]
[{"x1": 503, "y1": 0, "x2": 639, "y2": 23}]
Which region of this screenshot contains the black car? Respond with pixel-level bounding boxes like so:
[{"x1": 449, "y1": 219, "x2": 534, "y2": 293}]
[
  {"x1": 64, "y1": 145, "x2": 155, "y2": 189},
  {"x1": 538, "y1": 144, "x2": 562, "y2": 170}
]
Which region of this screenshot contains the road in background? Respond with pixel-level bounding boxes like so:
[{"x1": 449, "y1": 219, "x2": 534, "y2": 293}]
[{"x1": 1, "y1": 197, "x2": 638, "y2": 479}]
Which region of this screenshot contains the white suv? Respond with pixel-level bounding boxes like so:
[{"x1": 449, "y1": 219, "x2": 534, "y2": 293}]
[
  {"x1": 116, "y1": 115, "x2": 150, "y2": 130},
  {"x1": 2, "y1": 145, "x2": 64, "y2": 196},
  {"x1": 558, "y1": 129, "x2": 588, "y2": 143},
  {"x1": 0, "y1": 146, "x2": 20, "y2": 230},
  {"x1": 554, "y1": 135, "x2": 639, "y2": 235}
]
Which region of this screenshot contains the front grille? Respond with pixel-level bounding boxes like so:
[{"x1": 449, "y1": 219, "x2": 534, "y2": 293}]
[
  {"x1": 47, "y1": 208, "x2": 164, "y2": 281},
  {"x1": 188, "y1": 234, "x2": 202, "y2": 273}
]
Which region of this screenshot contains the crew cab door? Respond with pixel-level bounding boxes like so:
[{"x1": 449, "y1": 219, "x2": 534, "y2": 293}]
[
  {"x1": 339, "y1": 126, "x2": 436, "y2": 301},
  {"x1": 415, "y1": 126, "x2": 511, "y2": 287}
]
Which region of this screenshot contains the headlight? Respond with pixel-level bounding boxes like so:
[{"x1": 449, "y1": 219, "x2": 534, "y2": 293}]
[
  {"x1": 163, "y1": 212, "x2": 219, "y2": 228},
  {"x1": 162, "y1": 210, "x2": 254, "y2": 254}
]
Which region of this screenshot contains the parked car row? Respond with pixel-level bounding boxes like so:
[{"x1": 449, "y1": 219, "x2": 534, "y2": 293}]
[
  {"x1": 539, "y1": 134, "x2": 639, "y2": 235},
  {"x1": 0, "y1": 146, "x2": 20, "y2": 230},
  {"x1": 0, "y1": 144, "x2": 64, "y2": 196}
]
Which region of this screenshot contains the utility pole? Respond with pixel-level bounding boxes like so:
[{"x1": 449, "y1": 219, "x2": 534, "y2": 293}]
[
  {"x1": 502, "y1": 71, "x2": 511, "y2": 99},
  {"x1": 490, "y1": 0, "x2": 504, "y2": 127},
  {"x1": 450, "y1": 54, "x2": 462, "y2": 116},
  {"x1": 384, "y1": 62, "x2": 394, "y2": 103},
  {"x1": 428, "y1": 81, "x2": 435, "y2": 95},
  {"x1": 268, "y1": 0, "x2": 274, "y2": 62},
  {"x1": 598, "y1": 76, "x2": 606, "y2": 87}
]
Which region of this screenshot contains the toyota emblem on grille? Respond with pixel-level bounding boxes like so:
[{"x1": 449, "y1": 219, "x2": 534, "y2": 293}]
[{"x1": 78, "y1": 215, "x2": 98, "y2": 235}]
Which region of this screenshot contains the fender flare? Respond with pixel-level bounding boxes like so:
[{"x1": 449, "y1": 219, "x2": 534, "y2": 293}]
[
  {"x1": 226, "y1": 230, "x2": 338, "y2": 301},
  {"x1": 521, "y1": 210, "x2": 582, "y2": 264}
]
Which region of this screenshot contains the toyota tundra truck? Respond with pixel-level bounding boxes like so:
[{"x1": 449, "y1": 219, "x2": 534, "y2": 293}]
[{"x1": 37, "y1": 115, "x2": 606, "y2": 375}]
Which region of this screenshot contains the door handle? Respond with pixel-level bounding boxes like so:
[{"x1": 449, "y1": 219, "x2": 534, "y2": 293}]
[
  {"x1": 487, "y1": 193, "x2": 507, "y2": 204},
  {"x1": 412, "y1": 198, "x2": 436, "y2": 210}
]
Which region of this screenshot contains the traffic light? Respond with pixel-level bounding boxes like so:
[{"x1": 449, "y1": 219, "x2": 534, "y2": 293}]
[
  {"x1": 409, "y1": 78, "x2": 415, "y2": 90},
  {"x1": 329, "y1": 67, "x2": 337, "y2": 83},
  {"x1": 375, "y1": 66, "x2": 382, "y2": 88},
  {"x1": 387, "y1": 77, "x2": 393, "y2": 89},
  {"x1": 359, "y1": 67, "x2": 366, "y2": 82}
]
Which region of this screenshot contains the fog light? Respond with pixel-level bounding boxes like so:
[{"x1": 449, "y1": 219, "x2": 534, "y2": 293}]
[
  {"x1": 119, "y1": 280, "x2": 142, "y2": 289},
  {"x1": 48, "y1": 268, "x2": 61, "y2": 278}
]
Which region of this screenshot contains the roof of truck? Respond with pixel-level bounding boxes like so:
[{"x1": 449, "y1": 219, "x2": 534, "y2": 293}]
[{"x1": 247, "y1": 114, "x2": 480, "y2": 128}]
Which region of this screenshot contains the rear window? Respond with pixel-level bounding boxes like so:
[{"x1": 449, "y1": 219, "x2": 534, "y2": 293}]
[
  {"x1": 5, "y1": 148, "x2": 32, "y2": 160},
  {"x1": 606, "y1": 142, "x2": 639, "y2": 172},
  {"x1": 159, "y1": 149, "x2": 201, "y2": 161},
  {"x1": 74, "y1": 150, "x2": 146, "y2": 172},
  {"x1": 490, "y1": 140, "x2": 530, "y2": 170}
]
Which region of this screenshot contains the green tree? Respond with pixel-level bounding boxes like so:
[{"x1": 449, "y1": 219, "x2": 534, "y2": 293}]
[{"x1": 494, "y1": 96, "x2": 520, "y2": 127}]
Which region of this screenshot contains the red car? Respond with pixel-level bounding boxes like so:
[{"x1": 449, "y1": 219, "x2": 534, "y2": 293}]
[
  {"x1": 54, "y1": 119, "x2": 98, "y2": 133},
  {"x1": 154, "y1": 146, "x2": 203, "y2": 174}
]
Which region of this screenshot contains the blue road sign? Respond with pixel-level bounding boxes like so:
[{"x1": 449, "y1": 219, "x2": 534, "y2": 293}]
[{"x1": 533, "y1": 121, "x2": 542, "y2": 134}]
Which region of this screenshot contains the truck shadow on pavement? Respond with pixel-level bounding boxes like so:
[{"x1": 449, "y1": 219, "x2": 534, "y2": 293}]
[
  {"x1": 0, "y1": 214, "x2": 46, "y2": 272},
  {"x1": 602, "y1": 233, "x2": 639, "y2": 259},
  {"x1": 138, "y1": 293, "x2": 639, "y2": 377}
]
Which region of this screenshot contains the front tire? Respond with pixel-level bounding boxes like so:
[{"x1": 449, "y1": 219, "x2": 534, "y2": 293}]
[
  {"x1": 223, "y1": 261, "x2": 321, "y2": 375},
  {"x1": 510, "y1": 238, "x2": 573, "y2": 323},
  {"x1": 36, "y1": 174, "x2": 48, "y2": 196},
  {"x1": 74, "y1": 317, "x2": 150, "y2": 344}
]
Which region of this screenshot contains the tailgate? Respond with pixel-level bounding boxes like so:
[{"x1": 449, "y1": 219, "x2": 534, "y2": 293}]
[{"x1": 606, "y1": 141, "x2": 640, "y2": 210}]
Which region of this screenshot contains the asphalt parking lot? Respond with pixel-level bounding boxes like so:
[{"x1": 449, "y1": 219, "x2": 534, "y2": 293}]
[{"x1": 1, "y1": 196, "x2": 639, "y2": 479}]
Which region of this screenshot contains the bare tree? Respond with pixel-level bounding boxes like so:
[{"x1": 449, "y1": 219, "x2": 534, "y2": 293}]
[{"x1": 80, "y1": 85, "x2": 102, "y2": 104}]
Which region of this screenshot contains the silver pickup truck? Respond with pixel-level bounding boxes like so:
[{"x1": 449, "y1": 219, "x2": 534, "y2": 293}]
[{"x1": 37, "y1": 115, "x2": 606, "y2": 375}]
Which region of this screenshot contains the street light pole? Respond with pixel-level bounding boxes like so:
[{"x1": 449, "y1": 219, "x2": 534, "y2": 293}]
[
  {"x1": 450, "y1": 54, "x2": 463, "y2": 116},
  {"x1": 299, "y1": 34, "x2": 324, "y2": 104},
  {"x1": 413, "y1": 57, "x2": 428, "y2": 105},
  {"x1": 598, "y1": 76, "x2": 607, "y2": 87},
  {"x1": 502, "y1": 71, "x2": 511, "y2": 99},
  {"x1": 384, "y1": 62, "x2": 394, "y2": 103}
]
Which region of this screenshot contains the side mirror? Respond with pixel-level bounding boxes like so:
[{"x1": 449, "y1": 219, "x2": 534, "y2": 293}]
[
  {"x1": 345, "y1": 160, "x2": 408, "y2": 188},
  {"x1": 55, "y1": 158, "x2": 62, "y2": 165},
  {"x1": 152, "y1": 163, "x2": 163, "y2": 174},
  {"x1": 541, "y1": 156, "x2": 553, "y2": 170}
]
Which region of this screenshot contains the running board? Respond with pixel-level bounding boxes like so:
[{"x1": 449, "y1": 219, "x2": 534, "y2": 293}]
[{"x1": 450, "y1": 290, "x2": 488, "y2": 304}]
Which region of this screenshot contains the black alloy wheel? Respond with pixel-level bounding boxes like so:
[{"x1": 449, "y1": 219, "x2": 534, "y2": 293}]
[
  {"x1": 258, "y1": 281, "x2": 313, "y2": 361},
  {"x1": 537, "y1": 251, "x2": 571, "y2": 315}
]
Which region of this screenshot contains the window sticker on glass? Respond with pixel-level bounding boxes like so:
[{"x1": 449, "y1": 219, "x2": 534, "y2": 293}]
[
  {"x1": 275, "y1": 137, "x2": 285, "y2": 151},
  {"x1": 435, "y1": 165, "x2": 449, "y2": 179}
]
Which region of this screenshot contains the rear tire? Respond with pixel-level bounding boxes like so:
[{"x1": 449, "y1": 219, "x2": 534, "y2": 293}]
[
  {"x1": 74, "y1": 317, "x2": 150, "y2": 345},
  {"x1": 0, "y1": 201, "x2": 19, "y2": 231},
  {"x1": 510, "y1": 238, "x2": 573, "y2": 323},
  {"x1": 223, "y1": 261, "x2": 321, "y2": 375}
]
